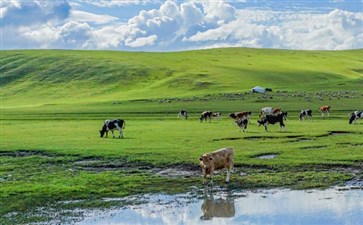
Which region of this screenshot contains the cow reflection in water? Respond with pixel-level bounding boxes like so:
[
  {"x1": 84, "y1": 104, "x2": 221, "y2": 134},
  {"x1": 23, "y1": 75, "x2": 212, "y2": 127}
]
[{"x1": 200, "y1": 190, "x2": 235, "y2": 220}]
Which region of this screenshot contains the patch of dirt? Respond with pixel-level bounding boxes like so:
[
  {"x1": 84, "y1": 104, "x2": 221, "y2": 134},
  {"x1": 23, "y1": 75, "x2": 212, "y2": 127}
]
[
  {"x1": 288, "y1": 137, "x2": 315, "y2": 143},
  {"x1": 300, "y1": 145, "x2": 327, "y2": 150},
  {"x1": 337, "y1": 142, "x2": 363, "y2": 147},
  {"x1": 0, "y1": 150, "x2": 57, "y2": 158},
  {"x1": 329, "y1": 131, "x2": 353, "y2": 135},
  {"x1": 73, "y1": 159, "x2": 153, "y2": 172},
  {"x1": 317, "y1": 130, "x2": 362, "y2": 138},
  {"x1": 73, "y1": 158, "x2": 201, "y2": 178},
  {"x1": 155, "y1": 168, "x2": 199, "y2": 178},
  {"x1": 252, "y1": 154, "x2": 279, "y2": 159}
]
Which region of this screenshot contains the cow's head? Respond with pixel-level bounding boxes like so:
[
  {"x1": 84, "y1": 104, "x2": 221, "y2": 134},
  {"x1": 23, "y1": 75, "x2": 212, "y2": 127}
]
[
  {"x1": 228, "y1": 113, "x2": 236, "y2": 119},
  {"x1": 281, "y1": 111, "x2": 288, "y2": 120},
  {"x1": 199, "y1": 154, "x2": 215, "y2": 177},
  {"x1": 99, "y1": 124, "x2": 107, "y2": 137},
  {"x1": 349, "y1": 113, "x2": 356, "y2": 124}
]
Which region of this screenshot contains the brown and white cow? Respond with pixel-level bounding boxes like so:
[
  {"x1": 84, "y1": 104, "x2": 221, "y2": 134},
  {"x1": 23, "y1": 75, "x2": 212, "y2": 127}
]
[
  {"x1": 228, "y1": 111, "x2": 251, "y2": 121},
  {"x1": 200, "y1": 111, "x2": 213, "y2": 122},
  {"x1": 319, "y1": 105, "x2": 330, "y2": 117},
  {"x1": 199, "y1": 147, "x2": 234, "y2": 184},
  {"x1": 178, "y1": 109, "x2": 188, "y2": 119}
]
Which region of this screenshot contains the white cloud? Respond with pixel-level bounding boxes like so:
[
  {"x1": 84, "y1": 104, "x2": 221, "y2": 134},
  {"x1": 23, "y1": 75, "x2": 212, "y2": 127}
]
[
  {"x1": 125, "y1": 34, "x2": 158, "y2": 47},
  {"x1": 78, "y1": 0, "x2": 159, "y2": 7},
  {"x1": 70, "y1": 10, "x2": 118, "y2": 24},
  {"x1": 1, "y1": 0, "x2": 362, "y2": 51},
  {"x1": 185, "y1": 8, "x2": 363, "y2": 50},
  {"x1": 201, "y1": 1, "x2": 236, "y2": 23}
]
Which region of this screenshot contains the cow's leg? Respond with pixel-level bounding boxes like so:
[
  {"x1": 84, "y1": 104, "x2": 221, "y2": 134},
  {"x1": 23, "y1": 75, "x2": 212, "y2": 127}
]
[
  {"x1": 202, "y1": 176, "x2": 207, "y2": 185},
  {"x1": 264, "y1": 123, "x2": 268, "y2": 131},
  {"x1": 105, "y1": 131, "x2": 108, "y2": 138},
  {"x1": 280, "y1": 121, "x2": 286, "y2": 132},
  {"x1": 111, "y1": 130, "x2": 115, "y2": 138},
  {"x1": 226, "y1": 168, "x2": 231, "y2": 183},
  {"x1": 327, "y1": 111, "x2": 330, "y2": 117}
]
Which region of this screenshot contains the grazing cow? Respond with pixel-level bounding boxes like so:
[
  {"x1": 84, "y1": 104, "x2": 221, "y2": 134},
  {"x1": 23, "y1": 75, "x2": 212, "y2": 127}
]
[
  {"x1": 349, "y1": 110, "x2": 363, "y2": 124},
  {"x1": 200, "y1": 195, "x2": 235, "y2": 220},
  {"x1": 235, "y1": 118, "x2": 248, "y2": 132},
  {"x1": 299, "y1": 109, "x2": 312, "y2": 121},
  {"x1": 212, "y1": 112, "x2": 222, "y2": 119},
  {"x1": 99, "y1": 119, "x2": 125, "y2": 138},
  {"x1": 178, "y1": 109, "x2": 188, "y2": 119},
  {"x1": 199, "y1": 147, "x2": 234, "y2": 184},
  {"x1": 257, "y1": 112, "x2": 287, "y2": 132},
  {"x1": 228, "y1": 111, "x2": 251, "y2": 123},
  {"x1": 319, "y1": 105, "x2": 330, "y2": 117},
  {"x1": 200, "y1": 111, "x2": 213, "y2": 122}
]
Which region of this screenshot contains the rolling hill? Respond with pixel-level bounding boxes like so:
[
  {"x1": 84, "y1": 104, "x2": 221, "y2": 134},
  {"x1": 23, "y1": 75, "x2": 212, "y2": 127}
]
[{"x1": 1, "y1": 48, "x2": 362, "y2": 107}]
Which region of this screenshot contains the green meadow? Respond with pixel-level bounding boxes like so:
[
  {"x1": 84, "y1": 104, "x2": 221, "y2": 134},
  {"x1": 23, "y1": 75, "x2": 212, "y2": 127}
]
[{"x1": 0, "y1": 48, "x2": 363, "y2": 224}]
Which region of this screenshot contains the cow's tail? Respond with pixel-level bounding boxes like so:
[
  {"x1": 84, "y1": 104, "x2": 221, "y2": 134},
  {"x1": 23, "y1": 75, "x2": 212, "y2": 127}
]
[{"x1": 122, "y1": 120, "x2": 126, "y2": 129}]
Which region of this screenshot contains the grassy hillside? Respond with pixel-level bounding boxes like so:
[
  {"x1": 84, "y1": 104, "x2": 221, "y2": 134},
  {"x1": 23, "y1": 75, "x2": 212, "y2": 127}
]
[{"x1": 1, "y1": 48, "x2": 362, "y2": 106}]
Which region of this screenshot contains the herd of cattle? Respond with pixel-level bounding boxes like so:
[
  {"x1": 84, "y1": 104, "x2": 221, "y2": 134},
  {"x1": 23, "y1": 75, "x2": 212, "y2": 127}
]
[
  {"x1": 177, "y1": 106, "x2": 361, "y2": 132},
  {"x1": 99, "y1": 106, "x2": 362, "y2": 184}
]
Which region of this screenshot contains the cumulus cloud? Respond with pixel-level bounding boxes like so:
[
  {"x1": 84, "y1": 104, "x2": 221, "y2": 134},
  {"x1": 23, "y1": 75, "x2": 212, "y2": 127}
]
[
  {"x1": 70, "y1": 10, "x2": 118, "y2": 24},
  {"x1": 185, "y1": 8, "x2": 363, "y2": 50},
  {"x1": 126, "y1": 34, "x2": 158, "y2": 47},
  {"x1": 1, "y1": 0, "x2": 362, "y2": 51},
  {"x1": 77, "y1": 0, "x2": 161, "y2": 7}
]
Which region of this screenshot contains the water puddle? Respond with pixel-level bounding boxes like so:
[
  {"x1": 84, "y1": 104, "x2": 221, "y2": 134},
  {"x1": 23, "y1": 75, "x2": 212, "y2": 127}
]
[
  {"x1": 300, "y1": 145, "x2": 327, "y2": 150},
  {"x1": 254, "y1": 154, "x2": 278, "y2": 159},
  {"x1": 67, "y1": 187, "x2": 362, "y2": 225}
]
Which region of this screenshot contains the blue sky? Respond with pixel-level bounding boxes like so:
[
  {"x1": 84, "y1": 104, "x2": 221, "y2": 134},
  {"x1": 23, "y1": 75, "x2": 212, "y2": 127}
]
[{"x1": 1, "y1": 0, "x2": 362, "y2": 51}]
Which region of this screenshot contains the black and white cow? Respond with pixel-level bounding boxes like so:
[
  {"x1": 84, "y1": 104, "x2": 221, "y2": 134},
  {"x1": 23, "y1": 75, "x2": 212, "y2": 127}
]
[
  {"x1": 299, "y1": 109, "x2": 312, "y2": 121},
  {"x1": 235, "y1": 118, "x2": 248, "y2": 132},
  {"x1": 349, "y1": 110, "x2": 363, "y2": 124},
  {"x1": 178, "y1": 109, "x2": 188, "y2": 119},
  {"x1": 257, "y1": 112, "x2": 287, "y2": 132},
  {"x1": 99, "y1": 119, "x2": 125, "y2": 138},
  {"x1": 200, "y1": 111, "x2": 213, "y2": 122}
]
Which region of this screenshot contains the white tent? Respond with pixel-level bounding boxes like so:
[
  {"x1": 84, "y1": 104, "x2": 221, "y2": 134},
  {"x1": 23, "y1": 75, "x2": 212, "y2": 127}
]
[{"x1": 251, "y1": 86, "x2": 265, "y2": 93}]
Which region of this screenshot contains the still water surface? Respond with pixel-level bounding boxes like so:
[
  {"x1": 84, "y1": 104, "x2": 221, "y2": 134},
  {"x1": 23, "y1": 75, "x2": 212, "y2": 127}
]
[{"x1": 76, "y1": 188, "x2": 363, "y2": 225}]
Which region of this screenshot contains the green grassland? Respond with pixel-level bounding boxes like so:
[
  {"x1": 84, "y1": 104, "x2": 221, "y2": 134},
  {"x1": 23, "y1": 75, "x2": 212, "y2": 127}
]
[
  {"x1": 1, "y1": 48, "x2": 363, "y2": 224},
  {"x1": 1, "y1": 48, "x2": 363, "y2": 106}
]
